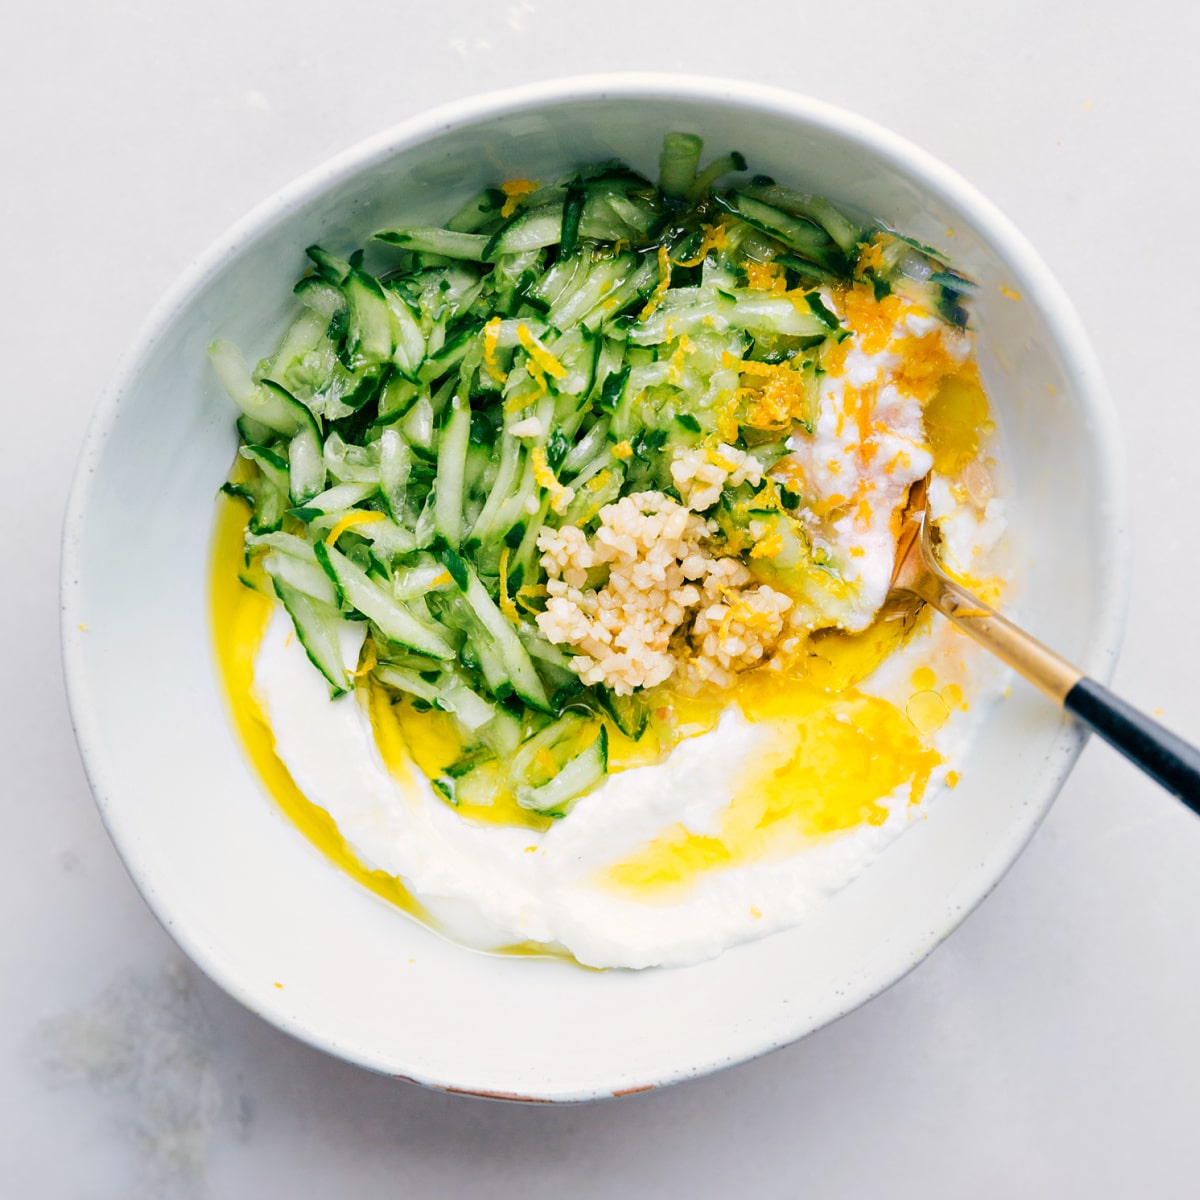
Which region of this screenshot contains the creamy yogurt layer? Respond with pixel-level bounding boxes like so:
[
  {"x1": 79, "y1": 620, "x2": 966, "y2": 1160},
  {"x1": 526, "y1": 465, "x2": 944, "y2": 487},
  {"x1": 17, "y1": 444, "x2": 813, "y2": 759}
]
[{"x1": 254, "y1": 604, "x2": 1004, "y2": 969}]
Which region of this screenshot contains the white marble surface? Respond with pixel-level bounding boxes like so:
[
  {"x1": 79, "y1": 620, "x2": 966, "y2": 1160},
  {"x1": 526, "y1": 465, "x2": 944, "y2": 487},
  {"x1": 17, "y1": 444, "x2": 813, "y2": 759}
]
[{"x1": 5, "y1": 0, "x2": 1200, "y2": 1194}]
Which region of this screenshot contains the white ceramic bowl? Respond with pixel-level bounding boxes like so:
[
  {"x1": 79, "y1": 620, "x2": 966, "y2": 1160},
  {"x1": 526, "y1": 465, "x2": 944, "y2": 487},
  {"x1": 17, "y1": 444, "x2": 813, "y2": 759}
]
[{"x1": 61, "y1": 75, "x2": 1127, "y2": 1102}]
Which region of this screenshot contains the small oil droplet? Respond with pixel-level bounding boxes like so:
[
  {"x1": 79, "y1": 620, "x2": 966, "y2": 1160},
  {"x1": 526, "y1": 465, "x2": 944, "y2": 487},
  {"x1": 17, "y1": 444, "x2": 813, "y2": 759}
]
[{"x1": 907, "y1": 690, "x2": 950, "y2": 735}]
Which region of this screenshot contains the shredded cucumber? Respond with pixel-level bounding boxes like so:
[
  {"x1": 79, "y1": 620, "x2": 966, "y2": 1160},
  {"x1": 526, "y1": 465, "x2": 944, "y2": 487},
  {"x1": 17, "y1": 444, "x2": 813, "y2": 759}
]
[{"x1": 212, "y1": 131, "x2": 976, "y2": 818}]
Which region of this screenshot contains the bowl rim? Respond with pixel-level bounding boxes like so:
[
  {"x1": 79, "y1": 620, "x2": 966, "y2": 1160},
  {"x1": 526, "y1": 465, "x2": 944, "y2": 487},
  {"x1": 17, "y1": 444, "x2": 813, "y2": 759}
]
[{"x1": 60, "y1": 72, "x2": 1130, "y2": 1102}]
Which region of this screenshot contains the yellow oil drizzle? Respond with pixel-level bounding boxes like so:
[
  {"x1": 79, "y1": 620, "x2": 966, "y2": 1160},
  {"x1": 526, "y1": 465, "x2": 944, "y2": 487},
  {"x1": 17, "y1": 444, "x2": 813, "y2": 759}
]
[
  {"x1": 924, "y1": 368, "x2": 991, "y2": 474},
  {"x1": 210, "y1": 490, "x2": 427, "y2": 921},
  {"x1": 601, "y1": 650, "x2": 940, "y2": 898},
  {"x1": 373, "y1": 691, "x2": 553, "y2": 832}
]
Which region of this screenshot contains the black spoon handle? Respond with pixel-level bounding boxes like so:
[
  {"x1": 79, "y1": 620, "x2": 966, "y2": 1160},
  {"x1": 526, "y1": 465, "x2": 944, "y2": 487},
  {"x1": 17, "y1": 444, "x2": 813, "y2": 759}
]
[
  {"x1": 912, "y1": 565, "x2": 1200, "y2": 810},
  {"x1": 1064, "y1": 678, "x2": 1200, "y2": 811}
]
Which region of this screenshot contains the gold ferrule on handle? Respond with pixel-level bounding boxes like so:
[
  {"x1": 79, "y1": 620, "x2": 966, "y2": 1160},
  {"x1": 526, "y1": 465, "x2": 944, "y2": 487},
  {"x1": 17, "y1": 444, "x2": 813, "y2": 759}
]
[{"x1": 913, "y1": 573, "x2": 1083, "y2": 706}]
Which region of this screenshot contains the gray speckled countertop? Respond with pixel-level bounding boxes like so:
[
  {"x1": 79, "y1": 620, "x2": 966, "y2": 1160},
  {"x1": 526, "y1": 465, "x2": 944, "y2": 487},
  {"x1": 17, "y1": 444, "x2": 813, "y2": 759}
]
[{"x1": 6, "y1": 1, "x2": 1200, "y2": 1195}]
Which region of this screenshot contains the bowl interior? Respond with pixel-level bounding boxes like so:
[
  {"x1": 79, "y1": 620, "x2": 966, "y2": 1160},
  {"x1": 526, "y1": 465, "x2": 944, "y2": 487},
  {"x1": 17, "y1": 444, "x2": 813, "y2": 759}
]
[{"x1": 62, "y1": 79, "x2": 1124, "y2": 1101}]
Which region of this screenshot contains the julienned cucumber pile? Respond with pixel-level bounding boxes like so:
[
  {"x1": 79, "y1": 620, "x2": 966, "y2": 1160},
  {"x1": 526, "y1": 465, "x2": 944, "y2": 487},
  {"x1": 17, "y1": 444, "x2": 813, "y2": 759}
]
[{"x1": 212, "y1": 132, "x2": 974, "y2": 817}]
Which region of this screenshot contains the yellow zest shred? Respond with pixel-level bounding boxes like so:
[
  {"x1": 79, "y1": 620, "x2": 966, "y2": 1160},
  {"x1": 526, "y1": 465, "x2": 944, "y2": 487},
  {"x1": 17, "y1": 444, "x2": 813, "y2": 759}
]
[
  {"x1": 517, "y1": 322, "x2": 567, "y2": 382},
  {"x1": 325, "y1": 509, "x2": 386, "y2": 545},
  {"x1": 531, "y1": 445, "x2": 574, "y2": 514},
  {"x1": 671, "y1": 221, "x2": 727, "y2": 268},
  {"x1": 482, "y1": 316, "x2": 506, "y2": 383},
  {"x1": 500, "y1": 179, "x2": 538, "y2": 218},
  {"x1": 639, "y1": 245, "x2": 673, "y2": 320},
  {"x1": 515, "y1": 583, "x2": 548, "y2": 615},
  {"x1": 735, "y1": 358, "x2": 812, "y2": 431},
  {"x1": 666, "y1": 332, "x2": 693, "y2": 384},
  {"x1": 743, "y1": 259, "x2": 787, "y2": 293},
  {"x1": 612, "y1": 440, "x2": 633, "y2": 460},
  {"x1": 351, "y1": 640, "x2": 378, "y2": 680},
  {"x1": 749, "y1": 533, "x2": 784, "y2": 560},
  {"x1": 856, "y1": 235, "x2": 888, "y2": 275},
  {"x1": 498, "y1": 547, "x2": 520, "y2": 624}
]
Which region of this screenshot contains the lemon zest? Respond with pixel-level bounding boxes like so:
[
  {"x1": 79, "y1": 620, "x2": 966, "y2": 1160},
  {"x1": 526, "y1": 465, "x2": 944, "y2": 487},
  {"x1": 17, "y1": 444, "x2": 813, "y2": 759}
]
[
  {"x1": 351, "y1": 640, "x2": 378, "y2": 680},
  {"x1": 482, "y1": 315, "x2": 506, "y2": 383},
  {"x1": 671, "y1": 221, "x2": 727, "y2": 268},
  {"x1": 325, "y1": 509, "x2": 386, "y2": 545},
  {"x1": 749, "y1": 533, "x2": 784, "y2": 560},
  {"x1": 517, "y1": 322, "x2": 567, "y2": 381},
  {"x1": 498, "y1": 547, "x2": 520, "y2": 625},
  {"x1": 500, "y1": 179, "x2": 538, "y2": 218},
  {"x1": 531, "y1": 446, "x2": 574, "y2": 514},
  {"x1": 639, "y1": 245, "x2": 673, "y2": 320}
]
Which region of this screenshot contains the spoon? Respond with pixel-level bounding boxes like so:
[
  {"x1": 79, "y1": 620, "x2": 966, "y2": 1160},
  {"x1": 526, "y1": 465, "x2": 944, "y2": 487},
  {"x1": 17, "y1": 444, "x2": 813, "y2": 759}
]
[{"x1": 889, "y1": 477, "x2": 1200, "y2": 810}]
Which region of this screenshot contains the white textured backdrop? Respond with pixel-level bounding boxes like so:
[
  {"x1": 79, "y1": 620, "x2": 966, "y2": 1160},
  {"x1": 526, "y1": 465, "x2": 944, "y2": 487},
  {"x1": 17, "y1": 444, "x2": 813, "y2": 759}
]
[{"x1": 4, "y1": 1, "x2": 1199, "y2": 1195}]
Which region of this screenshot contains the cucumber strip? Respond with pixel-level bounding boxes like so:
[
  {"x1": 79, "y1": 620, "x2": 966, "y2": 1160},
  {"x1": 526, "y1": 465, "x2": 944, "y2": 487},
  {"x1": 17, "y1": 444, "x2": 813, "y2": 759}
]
[
  {"x1": 548, "y1": 254, "x2": 629, "y2": 331},
  {"x1": 392, "y1": 559, "x2": 455, "y2": 600},
  {"x1": 383, "y1": 288, "x2": 426, "y2": 376},
  {"x1": 244, "y1": 529, "x2": 314, "y2": 559},
  {"x1": 560, "y1": 183, "x2": 586, "y2": 257},
  {"x1": 223, "y1": 470, "x2": 288, "y2": 534},
  {"x1": 374, "y1": 664, "x2": 442, "y2": 704},
  {"x1": 597, "y1": 688, "x2": 650, "y2": 739},
  {"x1": 527, "y1": 254, "x2": 587, "y2": 310},
  {"x1": 294, "y1": 276, "x2": 347, "y2": 320},
  {"x1": 322, "y1": 431, "x2": 380, "y2": 484},
  {"x1": 456, "y1": 563, "x2": 550, "y2": 711},
  {"x1": 305, "y1": 245, "x2": 353, "y2": 285},
  {"x1": 209, "y1": 341, "x2": 320, "y2": 439},
  {"x1": 399, "y1": 392, "x2": 435, "y2": 452},
  {"x1": 297, "y1": 480, "x2": 377, "y2": 516},
  {"x1": 271, "y1": 577, "x2": 353, "y2": 697},
  {"x1": 446, "y1": 187, "x2": 505, "y2": 233},
  {"x1": 518, "y1": 627, "x2": 577, "y2": 672},
  {"x1": 692, "y1": 150, "x2": 748, "y2": 195},
  {"x1": 580, "y1": 256, "x2": 659, "y2": 332},
  {"x1": 236, "y1": 413, "x2": 274, "y2": 447},
  {"x1": 483, "y1": 205, "x2": 564, "y2": 260},
  {"x1": 379, "y1": 428, "x2": 413, "y2": 520},
  {"x1": 344, "y1": 270, "x2": 395, "y2": 365},
  {"x1": 418, "y1": 320, "x2": 482, "y2": 385},
  {"x1": 353, "y1": 515, "x2": 419, "y2": 561},
  {"x1": 466, "y1": 433, "x2": 521, "y2": 544},
  {"x1": 774, "y1": 253, "x2": 840, "y2": 286},
  {"x1": 263, "y1": 549, "x2": 339, "y2": 607},
  {"x1": 376, "y1": 374, "x2": 420, "y2": 422},
  {"x1": 740, "y1": 183, "x2": 862, "y2": 256},
  {"x1": 516, "y1": 726, "x2": 608, "y2": 814},
  {"x1": 559, "y1": 416, "x2": 610, "y2": 476},
  {"x1": 375, "y1": 227, "x2": 490, "y2": 261},
  {"x1": 288, "y1": 424, "x2": 326, "y2": 504},
  {"x1": 265, "y1": 309, "x2": 330, "y2": 389},
  {"x1": 315, "y1": 542, "x2": 456, "y2": 659},
  {"x1": 713, "y1": 192, "x2": 847, "y2": 272},
  {"x1": 434, "y1": 393, "x2": 472, "y2": 548},
  {"x1": 659, "y1": 132, "x2": 703, "y2": 198},
  {"x1": 724, "y1": 292, "x2": 830, "y2": 340},
  {"x1": 439, "y1": 675, "x2": 498, "y2": 731},
  {"x1": 472, "y1": 710, "x2": 518, "y2": 760},
  {"x1": 601, "y1": 191, "x2": 660, "y2": 235}
]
